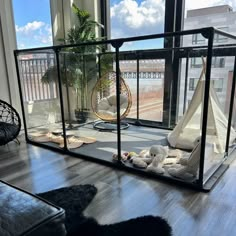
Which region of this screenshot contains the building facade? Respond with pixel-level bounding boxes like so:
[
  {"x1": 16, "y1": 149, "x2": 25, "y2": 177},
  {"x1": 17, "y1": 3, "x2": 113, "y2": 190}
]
[{"x1": 178, "y1": 5, "x2": 236, "y2": 127}]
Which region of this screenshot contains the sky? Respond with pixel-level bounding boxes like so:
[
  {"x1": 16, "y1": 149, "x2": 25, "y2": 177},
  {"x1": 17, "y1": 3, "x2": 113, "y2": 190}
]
[
  {"x1": 13, "y1": 0, "x2": 236, "y2": 50},
  {"x1": 13, "y1": 0, "x2": 52, "y2": 49}
]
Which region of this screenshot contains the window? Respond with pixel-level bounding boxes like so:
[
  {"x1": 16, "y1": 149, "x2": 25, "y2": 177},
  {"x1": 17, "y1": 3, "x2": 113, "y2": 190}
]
[
  {"x1": 189, "y1": 77, "x2": 223, "y2": 92},
  {"x1": 192, "y1": 33, "x2": 205, "y2": 45},
  {"x1": 192, "y1": 29, "x2": 228, "y2": 44},
  {"x1": 191, "y1": 57, "x2": 202, "y2": 68},
  {"x1": 214, "y1": 27, "x2": 228, "y2": 43},
  {"x1": 212, "y1": 78, "x2": 223, "y2": 92},
  {"x1": 109, "y1": 0, "x2": 165, "y2": 50},
  {"x1": 13, "y1": 0, "x2": 52, "y2": 49},
  {"x1": 189, "y1": 78, "x2": 198, "y2": 91},
  {"x1": 191, "y1": 57, "x2": 225, "y2": 68},
  {"x1": 212, "y1": 57, "x2": 225, "y2": 68}
]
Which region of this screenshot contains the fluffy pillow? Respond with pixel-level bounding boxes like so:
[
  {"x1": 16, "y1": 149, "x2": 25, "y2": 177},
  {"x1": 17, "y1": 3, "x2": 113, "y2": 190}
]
[
  {"x1": 107, "y1": 95, "x2": 117, "y2": 106},
  {"x1": 98, "y1": 98, "x2": 110, "y2": 111},
  {"x1": 97, "y1": 94, "x2": 129, "y2": 117}
]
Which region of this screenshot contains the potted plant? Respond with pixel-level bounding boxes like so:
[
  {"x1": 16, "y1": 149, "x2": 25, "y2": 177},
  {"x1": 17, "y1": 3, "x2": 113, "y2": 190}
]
[{"x1": 42, "y1": 3, "x2": 103, "y2": 123}]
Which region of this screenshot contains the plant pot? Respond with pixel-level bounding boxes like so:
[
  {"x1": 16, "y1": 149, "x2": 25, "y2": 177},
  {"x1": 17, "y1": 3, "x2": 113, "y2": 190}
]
[{"x1": 74, "y1": 109, "x2": 89, "y2": 123}]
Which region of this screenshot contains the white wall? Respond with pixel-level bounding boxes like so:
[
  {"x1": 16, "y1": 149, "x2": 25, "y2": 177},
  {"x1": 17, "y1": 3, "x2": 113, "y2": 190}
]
[
  {"x1": 0, "y1": 21, "x2": 10, "y2": 103},
  {"x1": 0, "y1": 0, "x2": 21, "y2": 114}
]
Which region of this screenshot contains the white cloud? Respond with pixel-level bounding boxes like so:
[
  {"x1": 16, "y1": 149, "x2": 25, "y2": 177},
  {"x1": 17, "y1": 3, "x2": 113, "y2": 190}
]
[
  {"x1": 16, "y1": 21, "x2": 45, "y2": 34},
  {"x1": 18, "y1": 43, "x2": 25, "y2": 48},
  {"x1": 111, "y1": 0, "x2": 165, "y2": 38},
  {"x1": 15, "y1": 21, "x2": 52, "y2": 49},
  {"x1": 111, "y1": 0, "x2": 236, "y2": 39},
  {"x1": 34, "y1": 34, "x2": 52, "y2": 45}
]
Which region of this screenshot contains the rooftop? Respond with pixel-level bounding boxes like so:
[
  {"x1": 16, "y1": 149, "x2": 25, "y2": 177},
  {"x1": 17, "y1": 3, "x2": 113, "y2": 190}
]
[{"x1": 187, "y1": 5, "x2": 233, "y2": 18}]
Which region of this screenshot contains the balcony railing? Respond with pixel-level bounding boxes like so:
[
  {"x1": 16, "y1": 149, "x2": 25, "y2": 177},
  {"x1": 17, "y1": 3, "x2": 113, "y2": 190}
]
[{"x1": 18, "y1": 57, "x2": 58, "y2": 102}]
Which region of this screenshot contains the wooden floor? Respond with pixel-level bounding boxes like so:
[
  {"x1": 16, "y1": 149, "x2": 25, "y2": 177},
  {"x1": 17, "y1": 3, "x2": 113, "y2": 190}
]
[{"x1": 1, "y1": 136, "x2": 236, "y2": 236}]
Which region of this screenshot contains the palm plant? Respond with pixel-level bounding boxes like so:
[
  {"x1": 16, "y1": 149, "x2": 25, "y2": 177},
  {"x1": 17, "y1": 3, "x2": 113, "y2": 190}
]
[
  {"x1": 66, "y1": 4, "x2": 103, "y2": 45},
  {"x1": 43, "y1": 3, "x2": 104, "y2": 122}
]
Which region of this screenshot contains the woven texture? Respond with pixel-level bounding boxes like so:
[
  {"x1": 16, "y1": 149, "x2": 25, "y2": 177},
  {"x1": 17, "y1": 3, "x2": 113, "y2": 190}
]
[
  {"x1": 0, "y1": 100, "x2": 21, "y2": 145},
  {"x1": 91, "y1": 71, "x2": 132, "y2": 122}
]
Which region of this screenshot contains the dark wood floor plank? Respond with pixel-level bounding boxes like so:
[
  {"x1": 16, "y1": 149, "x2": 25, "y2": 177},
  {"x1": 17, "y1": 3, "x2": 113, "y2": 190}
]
[{"x1": 1, "y1": 137, "x2": 236, "y2": 236}]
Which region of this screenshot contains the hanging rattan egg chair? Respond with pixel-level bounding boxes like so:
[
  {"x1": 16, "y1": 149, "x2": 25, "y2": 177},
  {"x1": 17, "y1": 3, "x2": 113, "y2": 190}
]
[{"x1": 91, "y1": 71, "x2": 132, "y2": 130}]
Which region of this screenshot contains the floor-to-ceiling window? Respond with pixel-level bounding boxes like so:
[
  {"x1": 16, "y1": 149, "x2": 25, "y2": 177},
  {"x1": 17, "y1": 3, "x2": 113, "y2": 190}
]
[
  {"x1": 108, "y1": 0, "x2": 166, "y2": 123},
  {"x1": 179, "y1": 1, "x2": 236, "y2": 181},
  {"x1": 13, "y1": 0, "x2": 53, "y2": 49}
]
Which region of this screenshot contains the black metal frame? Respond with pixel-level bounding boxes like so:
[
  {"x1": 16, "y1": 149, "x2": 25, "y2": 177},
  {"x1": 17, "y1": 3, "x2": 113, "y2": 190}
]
[
  {"x1": 14, "y1": 27, "x2": 236, "y2": 191},
  {"x1": 100, "y1": 0, "x2": 108, "y2": 42}
]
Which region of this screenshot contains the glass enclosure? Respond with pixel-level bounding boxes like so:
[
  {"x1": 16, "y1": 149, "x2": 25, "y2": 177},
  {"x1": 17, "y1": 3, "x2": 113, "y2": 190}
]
[
  {"x1": 16, "y1": 50, "x2": 65, "y2": 149},
  {"x1": 14, "y1": 28, "x2": 236, "y2": 190}
]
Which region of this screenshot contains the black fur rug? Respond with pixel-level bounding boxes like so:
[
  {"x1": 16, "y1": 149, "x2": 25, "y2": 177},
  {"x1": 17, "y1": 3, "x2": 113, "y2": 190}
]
[{"x1": 37, "y1": 185, "x2": 172, "y2": 236}]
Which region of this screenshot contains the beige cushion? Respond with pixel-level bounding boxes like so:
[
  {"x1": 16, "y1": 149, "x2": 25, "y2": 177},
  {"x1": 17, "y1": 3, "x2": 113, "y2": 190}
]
[{"x1": 97, "y1": 94, "x2": 129, "y2": 118}]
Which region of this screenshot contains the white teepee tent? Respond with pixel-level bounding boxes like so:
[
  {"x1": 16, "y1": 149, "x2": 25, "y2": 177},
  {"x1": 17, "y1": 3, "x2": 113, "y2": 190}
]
[{"x1": 168, "y1": 59, "x2": 236, "y2": 153}]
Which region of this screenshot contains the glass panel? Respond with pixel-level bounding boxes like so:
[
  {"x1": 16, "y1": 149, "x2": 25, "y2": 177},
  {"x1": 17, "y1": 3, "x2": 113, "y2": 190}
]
[
  {"x1": 13, "y1": 0, "x2": 52, "y2": 48},
  {"x1": 184, "y1": 3, "x2": 234, "y2": 33},
  {"x1": 225, "y1": 69, "x2": 236, "y2": 156},
  {"x1": 109, "y1": 0, "x2": 165, "y2": 43},
  {"x1": 119, "y1": 58, "x2": 164, "y2": 122},
  {"x1": 17, "y1": 50, "x2": 65, "y2": 148},
  {"x1": 58, "y1": 43, "x2": 119, "y2": 162},
  {"x1": 119, "y1": 59, "x2": 138, "y2": 119},
  {"x1": 183, "y1": 3, "x2": 236, "y2": 184},
  {"x1": 231, "y1": 87, "x2": 236, "y2": 139},
  {"x1": 192, "y1": 33, "x2": 205, "y2": 45},
  {"x1": 138, "y1": 59, "x2": 164, "y2": 122},
  {"x1": 118, "y1": 34, "x2": 202, "y2": 183},
  {"x1": 118, "y1": 39, "x2": 165, "y2": 123},
  {"x1": 203, "y1": 31, "x2": 236, "y2": 183},
  {"x1": 58, "y1": 49, "x2": 97, "y2": 126},
  {"x1": 175, "y1": 49, "x2": 208, "y2": 183}
]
